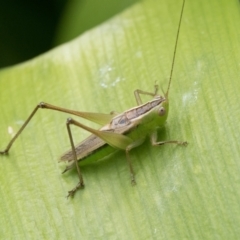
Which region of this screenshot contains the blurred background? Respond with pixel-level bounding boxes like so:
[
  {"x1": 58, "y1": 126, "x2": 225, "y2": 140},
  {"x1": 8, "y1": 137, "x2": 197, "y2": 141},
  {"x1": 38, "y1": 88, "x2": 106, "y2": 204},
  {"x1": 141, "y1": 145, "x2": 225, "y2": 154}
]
[{"x1": 0, "y1": 0, "x2": 139, "y2": 68}]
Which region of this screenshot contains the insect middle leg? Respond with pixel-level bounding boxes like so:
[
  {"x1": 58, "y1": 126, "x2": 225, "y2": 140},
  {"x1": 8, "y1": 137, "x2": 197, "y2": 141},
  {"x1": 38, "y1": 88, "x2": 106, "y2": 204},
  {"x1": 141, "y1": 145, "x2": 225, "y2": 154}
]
[{"x1": 125, "y1": 138, "x2": 145, "y2": 185}]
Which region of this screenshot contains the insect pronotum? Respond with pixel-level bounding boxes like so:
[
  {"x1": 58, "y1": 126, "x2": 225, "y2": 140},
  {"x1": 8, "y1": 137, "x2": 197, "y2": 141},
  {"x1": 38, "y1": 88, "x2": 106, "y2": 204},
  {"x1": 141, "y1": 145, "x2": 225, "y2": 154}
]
[{"x1": 0, "y1": 0, "x2": 187, "y2": 197}]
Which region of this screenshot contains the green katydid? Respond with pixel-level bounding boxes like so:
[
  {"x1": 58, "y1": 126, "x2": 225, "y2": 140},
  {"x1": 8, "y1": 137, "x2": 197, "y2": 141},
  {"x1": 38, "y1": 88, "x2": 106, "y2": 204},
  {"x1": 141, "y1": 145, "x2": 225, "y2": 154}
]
[{"x1": 0, "y1": 0, "x2": 187, "y2": 198}]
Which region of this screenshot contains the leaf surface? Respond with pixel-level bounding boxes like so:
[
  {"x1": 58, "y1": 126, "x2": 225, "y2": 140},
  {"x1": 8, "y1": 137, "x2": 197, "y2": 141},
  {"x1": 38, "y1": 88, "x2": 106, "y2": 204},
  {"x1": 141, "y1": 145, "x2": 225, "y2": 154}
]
[{"x1": 0, "y1": 0, "x2": 240, "y2": 239}]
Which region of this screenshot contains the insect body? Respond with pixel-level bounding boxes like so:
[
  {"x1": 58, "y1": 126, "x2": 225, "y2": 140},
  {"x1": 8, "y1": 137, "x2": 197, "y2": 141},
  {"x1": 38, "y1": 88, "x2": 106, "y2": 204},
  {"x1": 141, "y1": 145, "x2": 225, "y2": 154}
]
[
  {"x1": 61, "y1": 92, "x2": 166, "y2": 170},
  {"x1": 61, "y1": 91, "x2": 173, "y2": 197},
  {"x1": 0, "y1": 0, "x2": 187, "y2": 197}
]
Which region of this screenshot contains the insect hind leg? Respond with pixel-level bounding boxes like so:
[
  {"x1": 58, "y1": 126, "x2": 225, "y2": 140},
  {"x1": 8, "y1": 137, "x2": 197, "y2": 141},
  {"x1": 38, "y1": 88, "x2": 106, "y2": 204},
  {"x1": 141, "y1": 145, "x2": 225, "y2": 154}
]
[{"x1": 66, "y1": 118, "x2": 85, "y2": 198}]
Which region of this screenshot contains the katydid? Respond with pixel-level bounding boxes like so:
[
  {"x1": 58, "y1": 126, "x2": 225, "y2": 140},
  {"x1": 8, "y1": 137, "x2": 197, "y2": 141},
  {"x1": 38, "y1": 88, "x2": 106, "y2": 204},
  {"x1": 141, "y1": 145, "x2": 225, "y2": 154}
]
[{"x1": 0, "y1": 0, "x2": 187, "y2": 197}]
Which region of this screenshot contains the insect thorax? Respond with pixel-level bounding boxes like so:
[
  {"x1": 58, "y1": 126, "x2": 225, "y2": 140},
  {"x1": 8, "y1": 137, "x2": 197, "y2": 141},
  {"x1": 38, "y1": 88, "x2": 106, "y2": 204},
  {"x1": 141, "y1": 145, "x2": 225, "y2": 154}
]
[{"x1": 109, "y1": 96, "x2": 165, "y2": 129}]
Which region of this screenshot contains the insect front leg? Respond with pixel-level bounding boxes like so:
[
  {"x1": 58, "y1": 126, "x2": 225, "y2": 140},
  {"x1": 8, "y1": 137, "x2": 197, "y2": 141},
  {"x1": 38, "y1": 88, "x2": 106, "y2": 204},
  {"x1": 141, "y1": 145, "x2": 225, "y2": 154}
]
[
  {"x1": 134, "y1": 84, "x2": 159, "y2": 105},
  {"x1": 150, "y1": 130, "x2": 188, "y2": 147},
  {"x1": 125, "y1": 138, "x2": 145, "y2": 185}
]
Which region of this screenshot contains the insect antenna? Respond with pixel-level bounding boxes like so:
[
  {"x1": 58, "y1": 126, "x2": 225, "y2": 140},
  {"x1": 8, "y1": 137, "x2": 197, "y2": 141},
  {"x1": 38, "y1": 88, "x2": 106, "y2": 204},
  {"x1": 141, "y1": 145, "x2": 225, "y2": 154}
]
[{"x1": 165, "y1": 0, "x2": 185, "y2": 98}]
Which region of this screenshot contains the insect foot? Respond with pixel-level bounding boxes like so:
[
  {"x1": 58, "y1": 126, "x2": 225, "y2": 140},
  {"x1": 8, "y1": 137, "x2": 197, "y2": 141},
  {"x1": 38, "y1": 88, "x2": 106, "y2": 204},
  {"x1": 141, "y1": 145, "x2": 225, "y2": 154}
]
[
  {"x1": 67, "y1": 181, "x2": 85, "y2": 198},
  {"x1": 0, "y1": 150, "x2": 9, "y2": 155},
  {"x1": 130, "y1": 174, "x2": 136, "y2": 186},
  {"x1": 178, "y1": 141, "x2": 188, "y2": 146},
  {"x1": 131, "y1": 179, "x2": 136, "y2": 186}
]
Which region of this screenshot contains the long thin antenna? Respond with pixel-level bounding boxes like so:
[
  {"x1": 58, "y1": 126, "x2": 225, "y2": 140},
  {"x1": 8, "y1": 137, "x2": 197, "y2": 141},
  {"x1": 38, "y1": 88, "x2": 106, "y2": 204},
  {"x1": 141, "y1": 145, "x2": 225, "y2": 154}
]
[{"x1": 166, "y1": 0, "x2": 185, "y2": 97}]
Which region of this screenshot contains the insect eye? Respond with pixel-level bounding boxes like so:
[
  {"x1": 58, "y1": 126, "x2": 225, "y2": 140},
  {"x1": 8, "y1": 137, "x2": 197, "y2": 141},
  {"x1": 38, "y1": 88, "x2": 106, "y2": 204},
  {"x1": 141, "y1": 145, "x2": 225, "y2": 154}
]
[{"x1": 158, "y1": 107, "x2": 166, "y2": 116}]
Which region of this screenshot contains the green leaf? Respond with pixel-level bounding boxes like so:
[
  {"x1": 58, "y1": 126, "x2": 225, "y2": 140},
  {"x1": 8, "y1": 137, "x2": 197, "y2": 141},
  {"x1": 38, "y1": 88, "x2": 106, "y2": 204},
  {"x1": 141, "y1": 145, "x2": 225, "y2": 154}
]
[
  {"x1": 1, "y1": 0, "x2": 240, "y2": 239},
  {"x1": 55, "y1": 0, "x2": 139, "y2": 44}
]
